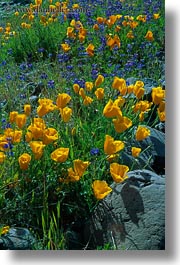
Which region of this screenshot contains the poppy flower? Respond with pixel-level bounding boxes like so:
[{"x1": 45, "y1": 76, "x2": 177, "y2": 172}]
[
  {"x1": 145, "y1": 30, "x2": 154, "y2": 41},
  {"x1": 104, "y1": 135, "x2": 125, "y2": 155},
  {"x1": 135, "y1": 126, "x2": 151, "y2": 141},
  {"x1": 110, "y1": 163, "x2": 129, "y2": 183},
  {"x1": 15, "y1": 114, "x2": 27, "y2": 129},
  {"x1": 95, "y1": 74, "x2": 104, "y2": 87},
  {"x1": 24, "y1": 104, "x2": 31, "y2": 116},
  {"x1": 85, "y1": 82, "x2": 94, "y2": 91},
  {"x1": 29, "y1": 141, "x2": 45, "y2": 160},
  {"x1": 9, "y1": 111, "x2": 18, "y2": 123},
  {"x1": 131, "y1": 147, "x2": 142, "y2": 157},
  {"x1": 60, "y1": 107, "x2": 72, "y2": 122},
  {"x1": 56, "y1": 93, "x2": 71, "y2": 109},
  {"x1": 112, "y1": 77, "x2": 127, "y2": 95},
  {"x1": 86, "y1": 43, "x2": 95, "y2": 56},
  {"x1": 61, "y1": 43, "x2": 71, "y2": 52},
  {"x1": 73, "y1": 83, "x2": 80, "y2": 94},
  {"x1": 51, "y1": 147, "x2": 69, "y2": 163},
  {"x1": 103, "y1": 99, "x2": 122, "y2": 118},
  {"x1": 0, "y1": 152, "x2": 6, "y2": 163},
  {"x1": 68, "y1": 159, "x2": 90, "y2": 182},
  {"x1": 18, "y1": 153, "x2": 31, "y2": 170},
  {"x1": 92, "y1": 180, "x2": 112, "y2": 200},
  {"x1": 42, "y1": 128, "x2": 58, "y2": 145},
  {"x1": 95, "y1": 88, "x2": 104, "y2": 100},
  {"x1": 151, "y1": 87, "x2": 165, "y2": 105},
  {"x1": 83, "y1": 96, "x2": 93, "y2": 106},
  {"x1": 113, "y1": 116, "x2": 132, "y2": 133}
]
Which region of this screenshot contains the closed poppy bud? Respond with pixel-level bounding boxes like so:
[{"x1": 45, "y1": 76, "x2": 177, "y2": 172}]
[
  {"x1": 42, "y1": 128, "x2": 58, "y2": 145},
  {"x1": 92, "y1": 180, "x2": 112, "y2": 200},
  {"x1": 110, "y1": 163, "x2": 129, "y2": 183},
  {"x1": 15, "y1": 114, "x2": 27, "y2": 129},
  {"x1": 131, "y1": 147, "x2": 142, "y2": 157},
  {"x1": 145, "y1": 30, "x2": 154, "y2": 41},
  {"x1": 96, "y1": 17, "x2": 104, "y2": 24},
  {"x1": 85, "y1": 82, "x2": 93, "y2": 91},
  {"x1": 56, "y1": 93, "x2": 71, "y2": 109},
  {"x1": 93, "y1": 24, "x2": 99, "y2": 30},
  {"x1": 95, "y1": 88, "x2": 104, "y2": 100},
  {"x1": 24, "y1": 104, "x2": 31, "y2": 116},
  {"x1": 104, "y1": 135, "x2": 125, "y2": 155},
  {"x1": 18, "y1": 153, "x2": 31, "y2": 170},
  {"x1": 73, "y1": 83, "x2": 80, "y2": 94},
  {"x1": 9, "y1": 111, "x2": 18, "y2": 123},
  {"x1": 68, "y1": 159, "x2": 90, "y2": 182},
  {"x1": 133, "y1": 86, "x2": 145, "y2": 99},
  {"x1": 60, "y1": 107, "x2": 72, "y2": 122},
  {"x1": 139, "y1": 111, "x2": 145, "y2": 121},
  {"x1": 95, "y1": 74, "x2": 104, "y2": 87},
  {"x1": 0, "y1": 152, "x2": 6, "y2": 163},
  {"x1": 51, "y1": 147, "x2": 69, "y2": 163},
  {"x1": 79, "y1": 88, "x2": 86, "y2": 99},
  {"x1": 135, "y1": 126, "x2": 151, "y2": 141}
]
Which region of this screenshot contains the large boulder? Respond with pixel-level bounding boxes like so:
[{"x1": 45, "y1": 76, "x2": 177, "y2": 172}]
[
  {"x1": 0, "y1": 227, "x2": 35, "y2": 250},
  {"x1": 84, "y1": 169, "x2": 165, "y2": 250}
]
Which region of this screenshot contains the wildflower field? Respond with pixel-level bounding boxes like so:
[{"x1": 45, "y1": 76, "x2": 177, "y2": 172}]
[{"x1": 0, "y1": 0, "x2": 165, "y2": 250}]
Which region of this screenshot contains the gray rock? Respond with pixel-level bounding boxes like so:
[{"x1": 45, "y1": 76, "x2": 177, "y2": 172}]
[
  {"x1": 0, "y1": 227, "x2": 35, "y2": 250},
  {"x1": 84, "y1": 170, "x2": 165, "y2": 250}
]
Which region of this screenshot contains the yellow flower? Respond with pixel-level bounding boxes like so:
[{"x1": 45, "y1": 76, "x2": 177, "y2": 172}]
[
  {"x1": 92, "y1": 180, "x2": 112, "y2": 200},
  {"x1": 4, "y1": 128, "x2": 22, "y2": 143},
  {"x1": 51, "y1": 147, "x2": 69, "y2": 163},
  {"x1": 27, "y1": 118, "x2": 46, "y2": 140},
  {"x1": 93, "y1": 24, "x2": 99, "y2": 30},
  {"x1": 153, "y1": 13, "x2": 160, "y2": 19},
  {"x1": 133, "y1": 82, "x2": 145, "y2": 99},
  {"x1": 67, "y1": 27, "x2": 76, "y2": 38},
  {"x1": 73, "y1": 83, "x2": 80, "y2": 94},
  {"x1": 114, "y1": 96, "x2": 125, "y2": 107},
  {"x1": 151, "y1": 87, "x2": 165, "y2": 105},
  {"x1": 79, "y1": 88, "x2": 86, "y2": 99},
  {"x1": 103, "y1": 99, "x2": 122, "y2": 118},
  {"x1": 9, "y1": 111, "x2": 18, "y2": 123},
  {"x1": 136, "y1": 15, "x2": 146, "y2": 22},
  {"x1": 60, "y1": 107, "x2": 72, "y2": 122},
  {"x1": 96, "y1": 17, "x2": 104, "y2": 24},
  {"x1": 112, "y1": 77, "x2": 127, "y2": 95},
  {"x1": 85, "y1": 82, "x2": 94, "y2": 91},
  {"x1": 15, "y1": 114, "x2": 27, "y2": 129},
  {"x1": 133, "y1": 100, "x2": 153, "y2": 113},
  {"x1": 106, "y1": 35, "x2": 120, "y2": 50},
  {"x1": 104, "y1": 135, "x2": 125, "y2": 155},
  {"x1": 35, "y1": 0, "x2": 42, "y2": 5},
  {"x1": 37, "y1": 98, "x2": 57, "y2": 117},
  {"x1": 145, "y1": 30, "x2": 154, "y2": 41},
  {"x1": 14, "y1": 11, "x2": 19, "y2": 16},
  {"x1": 113, "y1": 116, "x2": 132, "y2": 133},
  {"x1": 56, "y1": 93, "x2": 71, "y2": 109},
  {"x1": 0, "y1": 152, "x2": 6, "y2": 163},
  {"x1": 95, "y1": 74, "x2": 104, "y2": 87},
  {"x1": 18, "y1": 153, "x2": 31, "y2": 170},
  {"x1": 0, "y1": 226, "x2": 10, "y2": 235},
  {"x1": 61, "y1": 43, "x2": 71, "y2": 52},
  {"x1": 72, "y1": 3, "x2": 79, "y2": 9},
  {"x1": 29, "y1": 14, "x2": 35, "y2": 21},
  {"x1": 135, "y1": 126, "x2": 151, "y2": 141},
  {"x1": 29, "y1": 141, "x2": 45, "y2": 159},
  {"x1": 131, "y1": 147, "x2": 142, "y2": 157},
  {"x1": 157, "y1": 101, "x2": 165, "y2": 122},
  {"x1": 110, "y1": 163, "x2": 129, "y2": 183},
  {"x1": 83, "y1": 96, "x2": 93, "y2": 106},
  {"x1": 24, "y1": 104, "x2": 31, "y2": 116},
  {"x1": 86, "y1": 43, "x2": 95, "y2": 56},
  {"x1": 95, "y1": 88, "x2": 104, "y2": 100},
  {"x1": 42, "y1": 128, "x2": 58, "y2": 145},
  {"x1": 68, "y1": 159, "x2": 90, "y2": 182},
  {"x1": 127, "y1": 31, "x2": 134, "y2": 39}
]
